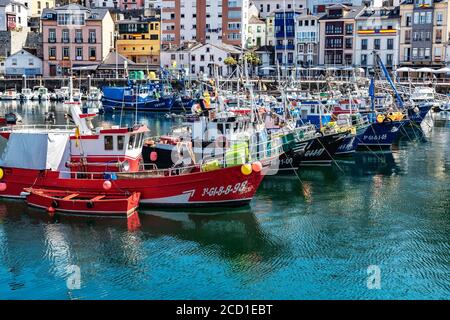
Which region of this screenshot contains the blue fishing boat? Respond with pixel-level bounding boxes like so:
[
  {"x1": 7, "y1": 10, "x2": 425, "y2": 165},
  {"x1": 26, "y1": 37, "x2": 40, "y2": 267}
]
[{"x1": 101, "y1": 82, "x2": 176, "y2": 112}]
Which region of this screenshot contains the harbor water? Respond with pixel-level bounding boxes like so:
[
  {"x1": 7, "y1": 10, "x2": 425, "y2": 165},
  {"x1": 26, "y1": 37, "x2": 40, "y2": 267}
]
[{"x1": 0, "y1": 101, "x2": 449, "y2": 299}]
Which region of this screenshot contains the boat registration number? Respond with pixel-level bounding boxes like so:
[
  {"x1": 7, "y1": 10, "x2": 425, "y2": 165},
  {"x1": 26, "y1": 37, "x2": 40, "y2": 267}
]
[{"x1": 202, "y1": 181, "x2": 249, "y2": 197}]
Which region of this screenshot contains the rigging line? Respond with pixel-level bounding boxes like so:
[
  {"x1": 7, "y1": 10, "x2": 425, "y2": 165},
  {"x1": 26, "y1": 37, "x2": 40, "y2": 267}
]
[{"x1": 314, "y1": 134, "x2": 345, "y2": 174}]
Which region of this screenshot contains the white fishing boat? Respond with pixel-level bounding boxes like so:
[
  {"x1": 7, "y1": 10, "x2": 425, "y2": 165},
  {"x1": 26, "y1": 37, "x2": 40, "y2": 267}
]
[
  {"x1": 32, "y1": 86, "x2": 50, "y2": 101},
  {"x1": 20, "y1": 88, "x2": 33, "y2": 101},
  {"x1": 87, "y1": 86, "x2": 102, "y2": 101},
  {"x1": 1, "y1": 89, "x2": 19, "y2": 100}
]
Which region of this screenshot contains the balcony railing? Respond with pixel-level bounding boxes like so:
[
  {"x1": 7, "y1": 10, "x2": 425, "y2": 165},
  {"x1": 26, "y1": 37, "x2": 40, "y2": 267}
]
[
  {"x1": 62, "y1": 38, "x2": 70, "y2": 43},
  {"x1": 88, "y1": 38, "x2": 96, "y2": 43},
  {"x1": 75, "y1": 56, "x2": 83, "y2": 61},
  {"x1": 48, "y1": 38, "x2": 56, "y2": 43},
  {"x1": 89, "y1": 56, "x2": 96, "y2": 61},
  {"x1": 75, "y1": 38, "x2": 83, "y2": 43}
]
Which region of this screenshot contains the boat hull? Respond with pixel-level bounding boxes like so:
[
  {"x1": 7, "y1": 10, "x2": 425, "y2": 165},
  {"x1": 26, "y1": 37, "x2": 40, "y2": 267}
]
[
  {"x1": 25, "y1": 189, "x2": 140, "y2": 217},
  {"x1": 357, "y1": 120, "x2": 405, "y2": 150},
  {"x1": 0, "y1": 164, "x2": 266, "y2": 207},
  {"x1": 407, "y1": 104, "x2": 432, "y2": 126}
]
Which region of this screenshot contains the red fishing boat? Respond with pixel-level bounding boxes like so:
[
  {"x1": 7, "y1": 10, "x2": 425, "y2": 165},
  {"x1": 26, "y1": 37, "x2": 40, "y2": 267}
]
[
  {"x1": 0, "y1": 105, "x2": 277, "y2": 207},
  {"x1": 24, "y1": 188, "x2": 140, "y2": 217}
]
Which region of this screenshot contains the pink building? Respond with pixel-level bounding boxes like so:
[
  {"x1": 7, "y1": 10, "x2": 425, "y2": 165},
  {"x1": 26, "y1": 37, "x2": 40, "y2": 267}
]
[
  {"x1": 119, "y1": 0, "x2": 145, "y2": 10},
  {"x1": 41, "y1": 4, "x2": 115, "y2": 76}
]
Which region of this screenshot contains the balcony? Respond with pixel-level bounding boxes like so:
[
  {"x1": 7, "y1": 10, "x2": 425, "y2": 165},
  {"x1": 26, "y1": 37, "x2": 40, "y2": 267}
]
[
  {"x1": 88, "y1": 38, "x2": 96, "y2": 44},
  {"x1": 61, "y1": 38, "x2": 70, "y2": 43},
  {"x1": 49, "y1": 56, "x2": 56, "y2": 60},
  {"x1": 75, "y1": 56, "x2": 83, "y2": 61},
  {"x1": 276, "y1": 44, "x2": 295, "y2": 50},
  {"x1": 48, "y1": 38, "x2": 56, "y2": 43},
  {"x1": 75, "y1": 38, "x2": 83, "y2": 43},
  {"x1": 89, "y1": 56, "x2": 96, "y2": 61},
  {"x1": 62, "y1": 56, "x2": 70, "y2": 60}
]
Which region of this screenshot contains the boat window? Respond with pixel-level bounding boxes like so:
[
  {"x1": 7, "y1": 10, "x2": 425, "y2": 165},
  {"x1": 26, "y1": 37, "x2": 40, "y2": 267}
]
[
  {"x1": 117, "y1": 135, "x2": 125, "y2": 150},
  {"x1": 104, "y1": 136, "x2": 114, "y2": 151},
  {"x1": 135, "y1": 133, "x2": 142, "y2": 148},
  {"x1": 128, "y1": 134, "x2": 135, "y2": 150}
]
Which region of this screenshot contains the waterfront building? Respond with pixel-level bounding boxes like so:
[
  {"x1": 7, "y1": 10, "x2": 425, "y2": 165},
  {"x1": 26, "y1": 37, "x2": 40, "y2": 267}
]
[
  {"x1": 399, "y1": 0, "x2": 450, "y2": 68},
  {"x1": 116, "y1": 16, "x2": 160, "y2": 65},
  {"x1": 160, "y1": 41, "x2": 241, "y2": 78},
  {"x1": 89, "y1": 0, "x2": 145, "y2": 10},
  {"x1": 0, "y1": 0, "x2": 30, "y2": 58},
  {"x1": 318, "y1": 4, "x2": 363, "y2": 66},
  {"x1": 295, "y1": 9, "x2": 320, "y2": 67},
  {"x1": 29, "y1": 0, "x2": 54, "y2": 16},
  {"x1": 41, "y1": 4, "x2": 114, "y2": 76},
  {"x1": 274, "y1": 9, "x2": 303, "y2": 68},
  {"x1": 354, "y1": 4, "x2": 400, "y2": 72},
  {"x1": 252, "y1": 0, "x2": 307, "y2": 19},
  {"x1": 265, "y1": 12, "x2": 275, "y2": 45},
  {"x1": 4, "y1": 48, "x2": 42, "y2": 75},
  {"x1": 246, "y1": 15, "x2": 266, "y2": 49},
  {"x1": 0, "y1": 0, "x2": 29, "y2": 31},
  {"x1": 160, "y1": 0, "x2": 250, "y2": 47}
]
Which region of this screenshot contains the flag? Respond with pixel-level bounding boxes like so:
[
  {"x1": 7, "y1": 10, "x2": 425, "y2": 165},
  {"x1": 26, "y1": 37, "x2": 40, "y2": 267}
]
[{"x1": 75, "y1": 126, "x2": 80, "y2": 148}]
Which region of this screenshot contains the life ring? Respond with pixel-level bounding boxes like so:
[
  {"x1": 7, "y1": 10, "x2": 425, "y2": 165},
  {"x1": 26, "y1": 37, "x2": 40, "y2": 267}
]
[
  {"x1": 51, "y1": 200, "x2": 59, "y2": 208},
  {"x1": 376, "y1": 114, "x2": 385, "y2": 123}
]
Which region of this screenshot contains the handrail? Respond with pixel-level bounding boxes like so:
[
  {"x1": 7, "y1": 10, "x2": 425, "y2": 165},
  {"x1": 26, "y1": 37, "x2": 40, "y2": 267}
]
[{"x1": 0, "y1": 124, "x2": 76, "y2": 132}]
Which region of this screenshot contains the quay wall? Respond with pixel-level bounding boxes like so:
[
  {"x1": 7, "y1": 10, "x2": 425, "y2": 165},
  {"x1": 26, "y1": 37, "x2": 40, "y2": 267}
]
[{"x1": 0, "y1": 78, "x2": 130, "y2": 93}]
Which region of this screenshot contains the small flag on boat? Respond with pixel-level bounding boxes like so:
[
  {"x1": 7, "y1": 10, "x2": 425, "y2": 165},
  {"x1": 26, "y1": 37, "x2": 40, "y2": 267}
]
[{"x1": 75, "y1": 126, "x2": 80, "y2": 147}]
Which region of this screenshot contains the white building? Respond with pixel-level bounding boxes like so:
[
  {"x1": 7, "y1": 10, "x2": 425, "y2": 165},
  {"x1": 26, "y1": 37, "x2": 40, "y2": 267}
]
[
  {"x1": 246, "y1": 15, "x2": 266, "y2": 48},
  {"x1": 161, "y1": 42, "x2": 240, "y2": 78},
  {"x1": 89, "y1": 1, "x2": 116, "y2": 8},
  {"x1": 354, "y1": 5, "x2": 400, "y2": 71},
  {"x1": 252, "y1": 0, "x2": 307, "y2": 18},
  {"x1": 295, "y1": 9, "x2": 320, "y2": 66},
  {"x1": 4, "y1": 49, "x2": 42, "y2": 75},
  {"x1": 0, "y1": 0, "x2": 29, "y2": 31}
]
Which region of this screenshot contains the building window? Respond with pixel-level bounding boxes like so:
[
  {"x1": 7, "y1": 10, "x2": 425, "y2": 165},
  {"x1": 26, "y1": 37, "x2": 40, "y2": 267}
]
[
  {"x1": 12, "y1": 58, "x2": 17, "y2": 66},
  {"x1": 49, "y1": 47, "x2": 56, "y2": 59},
  {"x1": 76, "y1": 47, "x2": 83, "y2": 60},
  {"x1": 62, "y1": 47, "x2": 69, "y2": 59},
  {"x1": 361, "y1": 39, "x2": 368, "y2": 50},
  {"x1": 386, "y1": 54, "x2": 393, "y2": 66},
  {"x1": 89, "y1": 47, "x2": 96, "y2": 60},
  {"x1": 374, "y1": 39, "x2": 380, "y2": 50},
  {"x1": 387, "y1": 39, "x2": 394, "y2": 50},
  {"x1": 361, "y1": 54, "x2": 367, "y2": 66}
]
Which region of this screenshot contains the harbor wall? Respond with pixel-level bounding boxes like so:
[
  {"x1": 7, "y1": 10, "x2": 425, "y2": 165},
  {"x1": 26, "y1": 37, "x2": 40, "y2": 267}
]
[{"x1": 0, "y1": 78, "x2": 129, "y2": 92}]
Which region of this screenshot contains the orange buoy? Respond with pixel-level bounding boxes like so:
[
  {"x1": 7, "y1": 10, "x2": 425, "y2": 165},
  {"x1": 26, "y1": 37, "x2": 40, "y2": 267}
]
[
  {"x1": 47, "y1": 206, "x2": 55, "y2": 217},
  {"x1": 252, "y1": 161, "x2": 263, "y2": 173}
]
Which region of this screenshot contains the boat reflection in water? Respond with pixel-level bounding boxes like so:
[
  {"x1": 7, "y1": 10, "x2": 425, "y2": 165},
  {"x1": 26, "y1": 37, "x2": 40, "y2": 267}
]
[{"x1": 433, "y1": 111, "x2": 450, "y2": 127}]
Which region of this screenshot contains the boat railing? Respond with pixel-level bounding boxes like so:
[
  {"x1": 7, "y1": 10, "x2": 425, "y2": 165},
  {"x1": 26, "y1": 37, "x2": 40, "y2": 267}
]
[{"x1": 0, "y1": 124, "x2": 76, "y2": 132}]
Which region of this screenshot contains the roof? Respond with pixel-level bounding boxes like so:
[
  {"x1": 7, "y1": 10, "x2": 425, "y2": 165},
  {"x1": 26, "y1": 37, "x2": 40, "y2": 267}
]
[
  {"x1": 356, "y1": 6, "x2": 401, "y2": 20},
  {"x1": 255, "y1": 45, "x2": 275, "y2": 53},
  {"x1": 162, "y1": 42, "x2": 241, "y2": 54},
  {"x1": 7, "y1": 49, "x2": 41, "y2": 61},
  {"x1": 41, "y1": 5, "x2": 109, "y2": 20},
  {"x1": 99, "y1": 51, "x2": 135, "y2": 68},
  {"x1": 248, "y1": 16, "x2": 265, "y2": 24},
  {"x1": 319, "y1": 5, "x2": 364, "y2": 20},
  {"x1": 0, "y1": 0, "x2": 27, "y2": 7}
]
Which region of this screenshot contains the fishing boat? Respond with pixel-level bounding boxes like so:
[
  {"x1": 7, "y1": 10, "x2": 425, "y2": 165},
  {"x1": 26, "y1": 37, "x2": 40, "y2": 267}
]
[
  {"x1": 101, "y1": 81, "x2": 175, "y2": 112},
  {"x1": 20, "y1": 88, "x2": 33, "y2": 101},
  {"x1": 0, "y1": 104, "x2": 274, "y2": 207},
  {"x1": 0, "y1": 112, "x2": 22, "y2": 126},
  {"x1": 87, "y1": 86, "x2": 102, "y2": 101},
  {"x1": 32, "y1": 86, "x2": 50, "y2": 101},
  {"x1": 1, "y1": 89, "x2": 18, "y2": 101},
  {"x1": 24, "y1": 188, "x2": 140, "y2": 217}
]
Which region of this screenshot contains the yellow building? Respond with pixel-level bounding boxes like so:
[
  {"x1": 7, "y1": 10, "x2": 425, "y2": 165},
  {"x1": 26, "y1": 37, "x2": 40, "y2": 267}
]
[
  {"x1": 116, "y1": 17, "x2": 160, "y2": 65},
  {"x1": 31, "y1": 0, "x2": 55, "y2": 17}
]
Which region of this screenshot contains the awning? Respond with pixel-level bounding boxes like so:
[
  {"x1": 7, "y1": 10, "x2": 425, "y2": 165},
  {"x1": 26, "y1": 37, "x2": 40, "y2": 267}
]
[
  {"x1": 71, "y1": 65, "x2": 98, "y2": 71},
  {"x1": 416, "y1": 67, "x2": 434, "y2": 72},
  {"x1": 396, "y1": 67, "x2": 414, "y2": 72},
  {"x1": 434, "y1": 67, "x2": 450, "y2": 73}
]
